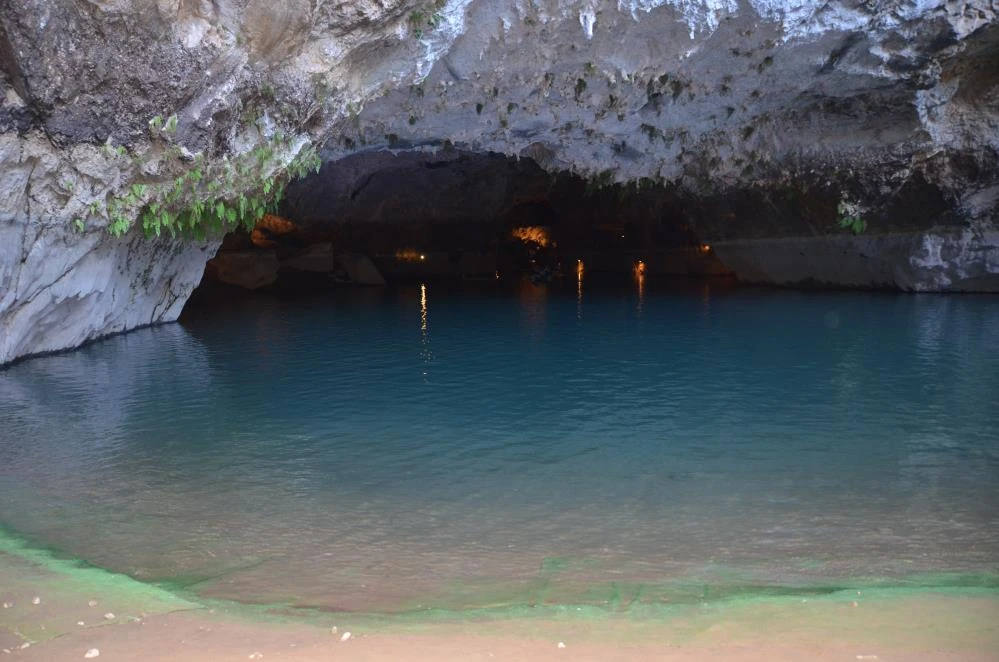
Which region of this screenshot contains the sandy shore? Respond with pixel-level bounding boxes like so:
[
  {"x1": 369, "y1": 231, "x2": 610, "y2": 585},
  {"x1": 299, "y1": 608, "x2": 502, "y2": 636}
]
[
  {"x1": 4, "y1": 596, "x2": 999, "y2": 662},
  {"x1": 3, "y1": 541, "x2": 998, "y2": 661}
]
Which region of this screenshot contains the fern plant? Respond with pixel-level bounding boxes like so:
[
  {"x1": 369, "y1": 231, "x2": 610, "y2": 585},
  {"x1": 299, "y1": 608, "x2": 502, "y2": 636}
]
[{"x1": 92, "y1": 126, "x2": 322, "y2": 240}]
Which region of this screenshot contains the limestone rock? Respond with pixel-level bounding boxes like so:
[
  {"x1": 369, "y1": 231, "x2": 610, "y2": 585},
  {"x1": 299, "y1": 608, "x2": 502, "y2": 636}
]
[
  {"x1": 712, "y1": 230, "x2": 999, "y2": 291},
  {"x1": 0, "y1": 134, "x2": 218, "y2": 367}
]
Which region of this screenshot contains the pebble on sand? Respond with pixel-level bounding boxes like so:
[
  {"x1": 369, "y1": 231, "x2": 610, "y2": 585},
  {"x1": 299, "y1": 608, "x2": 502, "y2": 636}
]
[
  {"x1": 31, "y1": 597, "x2": 40, "y2": 605},
  {"x1": 330, "y1": 626, "x2": 338, "y2": 634},
  {"x1": 19, "y1": 643, "x2": 30, "y2": 650},
  {"x1": 340, "y1": 632, "x2": 352, "y2": 642},
  {"x1": 103, "y1": 613, "x2": 115, "y2": 620},
  {"x1": 77, "y1": 621, "x2": 85, "y2": 627},
  {"x1": 84, "y1": 649, "x2": 100, "y2": 659},
  {"x1": 557, "y1": 642, "x2": 566, "y2": 649},
  {"x1": 248, "y1": 653, "x2": 263, "y2": 660},
  {"x1": 1, "y1": 602, "x2": 11, "y2": 609},
  {"x1": 88, "y1": 600, "x2": 98, "y2": 608}
]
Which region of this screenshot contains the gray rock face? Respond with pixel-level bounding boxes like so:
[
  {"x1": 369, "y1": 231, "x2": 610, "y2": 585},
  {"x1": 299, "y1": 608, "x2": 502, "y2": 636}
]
[
  {"x1": 0, "y1": 133, "x2": 217, "y2": 366},
  {"x1": 1, "y1": 0, "x2": 998, "y2": 363},
  {"x1": 711, "y1": 230, "x2": 999, "y2": 291}
]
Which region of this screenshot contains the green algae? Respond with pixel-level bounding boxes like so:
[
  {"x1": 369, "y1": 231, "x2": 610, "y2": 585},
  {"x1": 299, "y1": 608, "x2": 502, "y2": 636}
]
[
  {"x1": 2, "y1": 522, "x2": 998, "y2": 641},
  {"x1": 0, "y1": 526, "x2": 199, "y2": 645}
]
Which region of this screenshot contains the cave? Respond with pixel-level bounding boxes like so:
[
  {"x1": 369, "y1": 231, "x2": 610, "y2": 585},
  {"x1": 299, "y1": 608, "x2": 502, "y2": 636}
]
[
  {"x1": 187, "y1": 145, "x2": 999, "y2": 307},
  {"x1": 188, "y1": 149, "x2": 734, "y2": 303},
  {"x1": 3, "y1": 3, "x2": 999, "y2": 657}
]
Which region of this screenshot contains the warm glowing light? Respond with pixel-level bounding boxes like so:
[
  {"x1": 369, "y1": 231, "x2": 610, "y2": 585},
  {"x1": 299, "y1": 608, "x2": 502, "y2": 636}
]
[
  {"x1": 511, "y1": 226, "x2": 550, "y2": 247},
  {"x1": 249, "y1": 229, "x2": 275, "y2": 248},
  {"x1": 249, "y1": 214, "x2": 298, "y2": 247},
  {"x1": 419, "y1": 283, "x2": 431, "y2": 373},
  {"x1": 420, "y1": 283, "x2": 428, "y2": 334},
  {"x1": 495, "y1": 270, "x2": 500, "y2": 280},
  {"x1": 395, "y1": 249, "x2": 424, "y2": 263},
  {"x1": 256, "y1": 214, "x2": 297, "y2": 235},
  {"x1": 635, "y1": 260, "x2": 646, "y2": 274},
  {"x1": 700, "y1": 243, "x2": 712, "y2": 253},
  {"x1": 576, "y1": 259, "x2": 584, "y2": 280}
]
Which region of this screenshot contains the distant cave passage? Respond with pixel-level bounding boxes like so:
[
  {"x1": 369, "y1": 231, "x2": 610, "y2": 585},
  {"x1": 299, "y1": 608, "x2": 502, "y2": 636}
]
[{"x1": 192, "y1": 149, "x2": 733, "y2": 296}]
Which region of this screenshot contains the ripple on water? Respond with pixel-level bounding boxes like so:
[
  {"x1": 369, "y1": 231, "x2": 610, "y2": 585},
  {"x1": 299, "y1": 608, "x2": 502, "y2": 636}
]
[{"x1": 0, "y1": 284, "x2": 997, "y2": 611}]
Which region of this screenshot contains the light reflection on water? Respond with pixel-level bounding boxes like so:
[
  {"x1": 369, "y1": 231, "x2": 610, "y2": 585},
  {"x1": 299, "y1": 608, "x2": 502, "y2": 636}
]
[{"x1": 0, "y1": 283, "x2": 998, "y2": 612}]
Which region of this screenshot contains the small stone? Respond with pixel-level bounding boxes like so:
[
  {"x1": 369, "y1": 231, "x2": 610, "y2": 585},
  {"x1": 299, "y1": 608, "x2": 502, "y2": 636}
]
[
  {"x1": 1, "y1": 602, "x2": 11, "y2": 609},
  {"x1": 84, "y1": 649, "x2": 100, "y2": 659},
  {"x1": 77, "y1": 621, "x2": 85, "y2": 626},
  {"x1": 330, "y1": 626, "x2": 338, "y2": 634},
  {"x1": 19, "y1": 643, "x2": 30, "y2": 650},
  {"x1": 851, "y1": 601, "x2": 859, "y2": 608},
  {"x1": 340, "y1": 632, "x2": 351, "y2": 642},
  {"x1": 31, "y1": 596, "x2": 40, "y2": 605},
  {"x1": 557, "y1": 641, "x2": 567, "y2": 649},
  {"x1": 248, "y1": 653, "x2": 263, "y2": 660},
  {"x1": 103, "y1": 612, "x2": 115, "y2": 620},
  {"x1": 856, "y1": 656, "x2": 879, "y2": 660},
  {"x1": 88, "y1": 600, "x2": 98, "y2": 608},
  {"x1": 2, "y1": 648, "x2": 10, "y2": 654}
]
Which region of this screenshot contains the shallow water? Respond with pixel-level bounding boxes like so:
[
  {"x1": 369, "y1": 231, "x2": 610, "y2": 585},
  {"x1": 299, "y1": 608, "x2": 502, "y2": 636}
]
[{"x1": 1, "y1": 281, "x2": 997, "y2": 613}]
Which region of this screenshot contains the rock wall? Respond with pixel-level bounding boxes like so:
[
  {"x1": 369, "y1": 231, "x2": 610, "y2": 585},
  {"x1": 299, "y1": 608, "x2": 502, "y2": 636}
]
[
  {"x1": 711, "y1": 230, "x2": 999, "y2": 291},
  {"x1": 345, "y1": 0, "x2": 998, "y2": 244},
  {"x1": 1, "y1": 0, "x2": 998, "y2": 363},
  {"x1": 0, "y1": 133, "x2": 218, "y2": 366}
]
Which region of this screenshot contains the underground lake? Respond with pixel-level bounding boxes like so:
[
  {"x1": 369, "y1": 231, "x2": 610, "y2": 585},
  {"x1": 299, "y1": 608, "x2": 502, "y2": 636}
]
[{"x1": 2, "y1": 279, "x2": 997, "y2": 629}]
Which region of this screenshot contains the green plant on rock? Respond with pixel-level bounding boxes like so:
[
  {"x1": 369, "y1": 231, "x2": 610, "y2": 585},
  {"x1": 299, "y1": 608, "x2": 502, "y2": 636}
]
[
  {"x1": 836, "y1": 200, "x2": 867, "y2": 235},
  {"x1": 94, "y1": 127, "x2": 322, "y2": 240},
  {"x1": 410, "y1": 0, "x2": 446, "y2": 39},
  {"x1": 101, "y1": 140, "x2": 128, "y2": 159},
  {"x1": 147, "y1": 114, "x2": 178, "y2": 136},
  {"x1": 164, "y1": 114, "x2": 179, "y2": 134}
]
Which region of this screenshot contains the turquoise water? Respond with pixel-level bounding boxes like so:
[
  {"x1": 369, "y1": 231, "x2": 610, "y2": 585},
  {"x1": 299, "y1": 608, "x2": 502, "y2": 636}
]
[{"x1": 1, "y1": 281, "x2": 997, "y2": 613}]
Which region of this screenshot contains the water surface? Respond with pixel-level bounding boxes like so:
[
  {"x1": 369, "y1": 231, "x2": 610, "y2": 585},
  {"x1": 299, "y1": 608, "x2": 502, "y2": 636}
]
[{"x1": 1, "y1": 281, "x2": 997, "y2": 612}]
